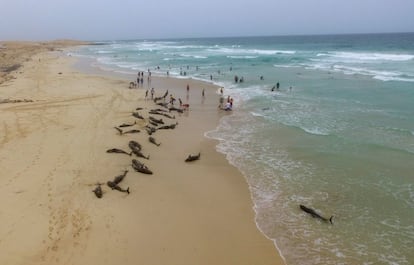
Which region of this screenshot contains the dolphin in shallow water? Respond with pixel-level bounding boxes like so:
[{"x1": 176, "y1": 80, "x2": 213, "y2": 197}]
[{"x1": 300, "y1": 204, "x2": 333, "y2": 224}]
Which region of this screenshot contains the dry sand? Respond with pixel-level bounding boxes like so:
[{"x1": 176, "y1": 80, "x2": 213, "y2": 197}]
[{"x1": 0, "y1": 42, "x2": 285, "y2": 265}]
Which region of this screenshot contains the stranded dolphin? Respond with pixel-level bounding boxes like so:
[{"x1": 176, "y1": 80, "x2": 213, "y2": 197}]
[
  {"x1": 300, "y1": 204, "x2": 333, "y2": 224},
  {"x1": 92, "y1": 184, "x2": 103, "y2": 198},
  {"x1": 106, "y1": 148, "x2": 132, "y2": 156},
  {"x1": 112, "y1": 185, "x2": 130, "y2": 194},
  {"x1": 185, "y1": 152, "x2": 200, "y2": 162},
  {"x1": 119, "y1": 121, "x2": 137, "y2": 127}
]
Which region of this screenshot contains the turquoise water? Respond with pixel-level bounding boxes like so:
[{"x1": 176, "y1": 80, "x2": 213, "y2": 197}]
[{"x1": 74, "y1": 33, "x2": 414, "y2": 265}]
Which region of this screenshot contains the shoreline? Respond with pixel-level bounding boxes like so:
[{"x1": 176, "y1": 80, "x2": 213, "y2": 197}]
[{"x1": 0, "y1": 42, "x2": 285, "y2": 265}]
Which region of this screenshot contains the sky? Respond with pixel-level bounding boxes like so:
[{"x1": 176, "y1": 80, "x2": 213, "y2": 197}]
[{"x1": 1, "y1": 0, "x2": 414, "y2": 41}]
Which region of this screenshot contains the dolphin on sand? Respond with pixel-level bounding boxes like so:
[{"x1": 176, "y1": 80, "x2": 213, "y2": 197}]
[
  {"x1": 92, "y1": 184, "x2": 103, "y2": 198},
  {"x1": 123, "y1": 129, "x2": 140, "y2": 134},
  {"x1": 106, "y1": 148, "x2": 132, "y2": 156},
  {"x1": 107, "y1": 170, "x2": 129, "y2": 188},
  {"x1": 132, "y1": 112, "x2": 144, "y2": 120},
  {"x1": 119, "y1": 121, "x2": 137, "y2": 127},
  {"x1": 149, "y1": 136, "x2": 161, "y2": 146},
  {"x1": 114, "y1": 126, "x2": 123, "y2": 135},
  {"x1": 131, "y1": 149, "x2": 150, "y2": 160},
  {"x1": 149, "y1": 116, "x2": 164, "y2": 124},
  {"x1": 131, "y1": 159, "x2": 153, "y2": 174},
  {"x1": 185, "y1": 152, "x2": 200, "y2": 162},
  {"x1": 112, "y1": 185, "x2": 130, "y2": 194}
]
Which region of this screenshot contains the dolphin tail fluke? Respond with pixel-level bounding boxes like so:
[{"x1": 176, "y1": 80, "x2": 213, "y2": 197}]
[
  {"x1": 114, "y1": 127, "x2": 123, "y2": 135},
  {"x1": 329, "y1": 216, "x2": 334, "y2": 224}
]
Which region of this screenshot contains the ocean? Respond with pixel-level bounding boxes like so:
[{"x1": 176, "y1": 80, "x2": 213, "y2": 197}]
[{"x1": 73, "y1": 33, "x2": 414, "y2": 265}]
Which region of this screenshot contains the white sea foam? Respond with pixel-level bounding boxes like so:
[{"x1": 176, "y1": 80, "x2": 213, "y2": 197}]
[
  {"x1": 308, "y1": 51, "x2": 414, "y2": 82},
  {"x1": 133, "y1": 42, "x2": 211, "y2": 52},
  {"x1": 95, "y1": 50, "x2": 114, "y2": 54},
  {"x1": 179, "y1": 54, "x2": 208, "y2": 59},
  {"x1": 227, "y1": 55, "x2": 258, "y2": 59},
  {"x1": 273, "y1": 64, "x2": 299, "y2": 68},
  {"x1": 208, "y1": 47, "x2": 296, "y2": 56},
  {"x1": 250, "y1": 111, "x2": 265, "y2": 117},
  {"x1": 373, "y1": 75, "x2": 414, "y2": 82},
  {"x1": 304, "y1": 61, "x2": 414, "y2": 82},
  {"x1": 302, "y1": 127, "x2": 330, "y2": 136},
  {"x1": 319, "y1": 51, "x2": 414, "y2": 62}
]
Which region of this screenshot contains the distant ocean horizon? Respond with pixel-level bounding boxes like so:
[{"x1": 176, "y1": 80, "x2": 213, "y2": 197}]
[
  {"x1": 73, "y1": 32, "x2": 414, "y2": 265},
  {"x1": 90, "y1": 31, "x2": 414, "y2": 43}
]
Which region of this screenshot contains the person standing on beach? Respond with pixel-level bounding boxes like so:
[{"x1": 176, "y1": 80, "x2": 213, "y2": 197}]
[
  {"x1": 170, "y1": 94, "x2": 176, "y2": 105},
  {"x1": 151, "y1": 87, "x2": 155, "y2": 99},
  {"x1": 145, "y1": 89, "x2": 148, "y2": 100},
  {"x1": 202, "y1": 88, "x2": 205, "y2": 97},
  {"x1": 218, "y1": 96, "x2": 224, "y2": 109},
  {"x1": 186, "y1": 84, "x2": 190, "y2": 93}
]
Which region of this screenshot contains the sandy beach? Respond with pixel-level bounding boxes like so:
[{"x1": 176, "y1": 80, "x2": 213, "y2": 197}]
[{"x1": 0, "y1": 42, "x2": 285, "y2": 265}]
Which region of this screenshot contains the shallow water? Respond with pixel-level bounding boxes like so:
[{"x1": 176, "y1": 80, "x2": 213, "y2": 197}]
[{"x1": 74, "y1": 33, "x2": 414, "y2": 265}]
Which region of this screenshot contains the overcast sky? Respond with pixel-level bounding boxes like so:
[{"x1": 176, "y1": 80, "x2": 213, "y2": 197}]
[{"x1": 1, "y1": 0, "x2": 413, "y2": 41}]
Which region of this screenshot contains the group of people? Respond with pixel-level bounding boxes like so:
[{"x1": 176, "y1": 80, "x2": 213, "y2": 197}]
[
  {"x1": 218, "y1": 94, "x2": 233, "y2": 111},
  {"x1": 138, "y1": 64, "x2": 305, "y2": 114},
  {"x1": 131, "y1": 71, "x2": 153, "y2": 88},
  {"x1": 271, "y1": 82, "x2": 280, "y2": 91},
  {"x1": 144, "y1": 85, "x2": 192, "y2": 111},
  {"x1": 234, "y1": 75, "x2": 244, "y2": 83},
  {"x1": 270, "y1": 82, "x2": 292, "y2": 92}
]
